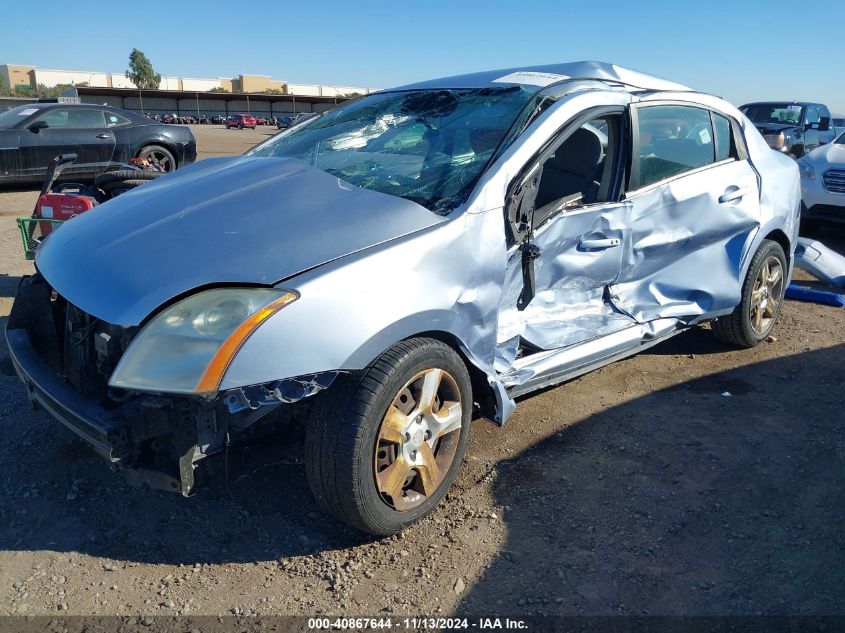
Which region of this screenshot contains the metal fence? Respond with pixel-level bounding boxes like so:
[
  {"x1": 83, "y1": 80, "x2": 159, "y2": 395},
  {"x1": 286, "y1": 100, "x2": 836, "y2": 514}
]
[
  {"x1": 80, "y1": 93, "x2": 331, "y2": 118},
  {"x1": 0, "y1": 96, "x2": 38, "y2": 111},
  {"x1": 2, "y1": 91, "x2": 341, "y2": 121},
  {"x1": 2, "y1": 92, "x2": 340, "y2": 118}
]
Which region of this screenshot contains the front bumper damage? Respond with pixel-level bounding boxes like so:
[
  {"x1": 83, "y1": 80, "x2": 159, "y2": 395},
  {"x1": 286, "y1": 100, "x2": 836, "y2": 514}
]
[{"x1": 6, "y1": 274, "x2": 336, "y2": 495}]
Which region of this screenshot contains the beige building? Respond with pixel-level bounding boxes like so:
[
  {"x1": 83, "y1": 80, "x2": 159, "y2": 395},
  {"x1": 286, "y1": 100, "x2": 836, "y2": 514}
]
[
  {"x1": 0, "y1": 64, "x2": 35, "y2": 90},
  {"x1": 233, "y1": 74, "x2": 285, "y2": 93},
  {"x1": 1, "y1": 63, "x2": 374, "y2": 97}
]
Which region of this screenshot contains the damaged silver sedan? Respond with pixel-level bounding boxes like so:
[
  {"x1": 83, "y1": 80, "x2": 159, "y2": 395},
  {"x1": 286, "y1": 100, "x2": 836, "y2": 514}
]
[{"x1": 7, "y1": 62, "x2": 800, "y2": 535}]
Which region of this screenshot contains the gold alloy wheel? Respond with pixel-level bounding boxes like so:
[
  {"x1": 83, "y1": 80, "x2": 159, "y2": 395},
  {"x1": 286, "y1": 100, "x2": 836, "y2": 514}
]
[
  {"x1": 374, "y1": 368, "x2": 463, "y2": 512},
  {"x1": 750, "y1": 255, "x2": 784, "y2": 336}
]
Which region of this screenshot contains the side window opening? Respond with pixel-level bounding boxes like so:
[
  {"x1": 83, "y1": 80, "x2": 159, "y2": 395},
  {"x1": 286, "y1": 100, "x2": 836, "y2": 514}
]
[
  {"x1": 630, "y1": 105, "x2": 718, "y2": 190},
  {"x1": 531, "y1": 113, "x2": 621, "y2": 226},
  {"x1": 64, "y1": 109, "x2": 107, "y2": 129},
  {"x1": 34, "y1": 109, "x2": 70, "y2": 128}
]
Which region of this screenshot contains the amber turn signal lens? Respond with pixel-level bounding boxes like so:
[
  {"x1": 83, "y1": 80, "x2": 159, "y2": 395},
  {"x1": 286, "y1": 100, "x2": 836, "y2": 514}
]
[{"x1": 194, "y1": 292, "x2": 298, "y2": 393}]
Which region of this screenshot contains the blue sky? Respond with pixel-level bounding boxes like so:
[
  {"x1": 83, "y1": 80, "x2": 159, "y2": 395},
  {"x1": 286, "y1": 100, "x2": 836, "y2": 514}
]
[{"x1": 3, "y1": 0, "x2": 843, "y2": 112}]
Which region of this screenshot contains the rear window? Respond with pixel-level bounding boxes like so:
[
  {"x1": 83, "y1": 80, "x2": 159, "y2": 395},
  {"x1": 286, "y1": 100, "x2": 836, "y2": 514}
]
[{"x1": 106, "y1": 111, "x2": 131, "y2": 127}]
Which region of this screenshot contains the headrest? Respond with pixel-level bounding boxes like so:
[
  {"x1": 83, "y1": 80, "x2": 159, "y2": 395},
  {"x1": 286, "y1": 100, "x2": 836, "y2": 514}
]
[{"x1": 550, "y1": 128, "x2": 602, "y2": 176}]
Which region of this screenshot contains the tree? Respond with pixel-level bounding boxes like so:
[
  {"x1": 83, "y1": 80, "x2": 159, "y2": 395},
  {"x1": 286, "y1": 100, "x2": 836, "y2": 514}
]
[
  {"x1": 125, "y1": 48, "x2": 161, "y2": 89},
  {"x1": 14, "y1": 85, "x2": 37, "y2": 97},
  {"x1": 262, "y1": 88, "x2": 284, "y2": 95},
  {"x1": 0, "y1": 75, "x2": 12, "y2": 97},
  {"x1": 47, "y1": 83, "x2": 77, "y2": 97},
  {"x1": 208, "y1": 86, "x2": 229, "y2": 93}
]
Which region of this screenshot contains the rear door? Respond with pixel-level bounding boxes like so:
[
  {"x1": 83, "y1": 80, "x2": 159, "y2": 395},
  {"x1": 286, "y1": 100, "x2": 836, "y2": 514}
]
[
  {"x1": 19, "y1": 108, "x2": 116, "y2": 178},
  {"x1": 496, "y1": 107, "x2": 636, "y2": 359},
  {"x1": 610, "y1": 102, "x2": 760, "y2": 323}
]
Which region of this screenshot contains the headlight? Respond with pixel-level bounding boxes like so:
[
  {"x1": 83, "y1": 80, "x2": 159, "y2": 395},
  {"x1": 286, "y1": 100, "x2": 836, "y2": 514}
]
[
  {"x1": 109, "y1": 288, "x2": 298, "y2": 395},
  {"x1": 798, "y1": 160, "x2": 815, "y2": 180},
  {"x1": 773, "y1": 133, "x2": 785, "y2": 149}
]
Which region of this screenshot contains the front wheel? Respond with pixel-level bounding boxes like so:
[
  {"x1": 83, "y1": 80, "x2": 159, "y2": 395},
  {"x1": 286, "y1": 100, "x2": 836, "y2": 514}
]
[
  {"x1": 305, "y1": 338, "x2": 472, "y2": 535},
  {"x1": 712, "y1": 239, "x2": 787, "y2": 347}
]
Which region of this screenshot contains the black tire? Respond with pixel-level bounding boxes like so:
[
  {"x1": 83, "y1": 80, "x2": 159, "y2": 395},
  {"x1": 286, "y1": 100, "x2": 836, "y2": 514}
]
[
  {"x1": 712, "y1": 239, "x2": 787, "y2": 348},
  {"x1": 137, "y1": 145, "x2": 177, "y2": 172},
  {"x1": 100, "y1": 179, "x2": 150, "y2": 192},
  {"x1": 237, "y1": 123, "x2": 243, "y2": 130},
  {"x1": 94, "y1": 170, "x2": 163, "y2": 187},
  {"x1": 101, "y1": 186, "x2": 135, "y2": 198},
  {"x1": 305, "y1": 338, "x2": 472, "y2": 535}
]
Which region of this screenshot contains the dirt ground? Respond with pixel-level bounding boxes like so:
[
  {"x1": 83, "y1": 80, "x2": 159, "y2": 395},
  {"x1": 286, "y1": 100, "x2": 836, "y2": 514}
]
[{"x1": 0, "y1": 125, "x2": 843, "y2": 621}]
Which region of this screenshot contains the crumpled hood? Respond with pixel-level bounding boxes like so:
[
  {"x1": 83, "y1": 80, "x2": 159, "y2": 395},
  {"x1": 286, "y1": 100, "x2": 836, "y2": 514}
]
[{"x1": 36, "y1": 156, "x2": 446, "y2": 325}]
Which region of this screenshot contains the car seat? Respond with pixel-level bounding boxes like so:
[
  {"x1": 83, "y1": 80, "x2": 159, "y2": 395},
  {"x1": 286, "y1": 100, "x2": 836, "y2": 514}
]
[{"x1": 536, "y1": 128, "x2": 602, "y2": 207}]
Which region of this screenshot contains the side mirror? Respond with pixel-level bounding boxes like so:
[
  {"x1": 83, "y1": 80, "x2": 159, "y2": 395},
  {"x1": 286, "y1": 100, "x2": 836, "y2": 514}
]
[
  {"x1": 819, "y1": 117, "x2": 831, "y2": 132},
  {"x1": 27, "y1": 120, "x2": 48, "y2": 133}
]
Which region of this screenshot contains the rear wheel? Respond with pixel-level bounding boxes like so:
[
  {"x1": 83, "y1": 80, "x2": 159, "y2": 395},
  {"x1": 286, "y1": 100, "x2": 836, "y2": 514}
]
[
  {"x1": 712, "y1": 239, "x2": 787, "y2": 347},
  {"x1": 137, "y1": 145, "x2": 176, "y2": 172},
  {"x1": 304, "y1": 338, "x2": 472, "y2": 535}
]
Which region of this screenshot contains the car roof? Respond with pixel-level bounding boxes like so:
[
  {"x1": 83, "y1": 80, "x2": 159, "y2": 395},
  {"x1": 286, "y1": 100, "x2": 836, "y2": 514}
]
[
  {"x1": 21, "y1": 102, "x2": 117, "y2": 110},
  {"x1": 389, "y1": 61, "x2": 691, "y2": 94},
  {"x1": 12, "y1": 102, "x2": 145, "y2": 119},
  {"x1": 740, "y1": 101, "x2": 823, "y2": 107}
]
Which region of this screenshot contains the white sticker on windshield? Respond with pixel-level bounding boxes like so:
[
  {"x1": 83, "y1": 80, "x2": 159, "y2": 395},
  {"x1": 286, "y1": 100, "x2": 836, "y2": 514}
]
[
  {"x1": 18, "y1": 108, "x2": 38, "y2": 116},
  {"x1": 492, "y1": 71, "x2": 569, "y2": 87}
]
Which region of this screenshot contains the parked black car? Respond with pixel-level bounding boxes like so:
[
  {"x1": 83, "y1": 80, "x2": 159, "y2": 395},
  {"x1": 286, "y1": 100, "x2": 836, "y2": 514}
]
[
  {"x1": 0, "y1": 103, "x2": 196, "y2": 183},
  {"x1": 740, "y1": 101, "x2": 835, "y2": 158}
]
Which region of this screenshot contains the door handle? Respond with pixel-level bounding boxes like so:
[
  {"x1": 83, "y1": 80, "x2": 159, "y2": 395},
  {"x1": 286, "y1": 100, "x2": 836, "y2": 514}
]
[
  {"x1": 579, "y1": 237, "x2": 620, "y2": 251},
  {"x1": 96, "y1": 133, "x2": 111, "y2": 139},
  {"x1": 719, "y1": 186, "x2": 751, "y2": 204}
]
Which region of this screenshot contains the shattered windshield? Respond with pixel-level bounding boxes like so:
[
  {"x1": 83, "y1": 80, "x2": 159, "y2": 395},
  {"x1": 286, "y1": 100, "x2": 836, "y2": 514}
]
[{"x1": 249, "y1": 87, "x2": 533, "y2": 214}]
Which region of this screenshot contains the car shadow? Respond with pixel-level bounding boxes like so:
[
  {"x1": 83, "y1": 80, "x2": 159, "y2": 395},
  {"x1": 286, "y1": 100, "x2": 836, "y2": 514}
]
[
  {"x1": 799, "y1": 220, "x2": 845, "y2": 254},
  {"x1": 0, "y1": 273, "x2": 22, "y2": 298},
  {"x1": 0, "y1": 183, "x2": 41, "y2": 193},
  {"x1": 455, "y1": 344, "x2": 845, "y2": 616},
  {"x1": 641, "y1": 324, "x2": 734, "y2": 357},
  {"x1": 1, "y1": 331, "x2": 843, "y2": 584},
  {"x1": 0, "y1": 309, "x2": 374, "y2": 563},
  {"x1": 0, "y1": 418, "x2": 373, "y2": 563}
]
